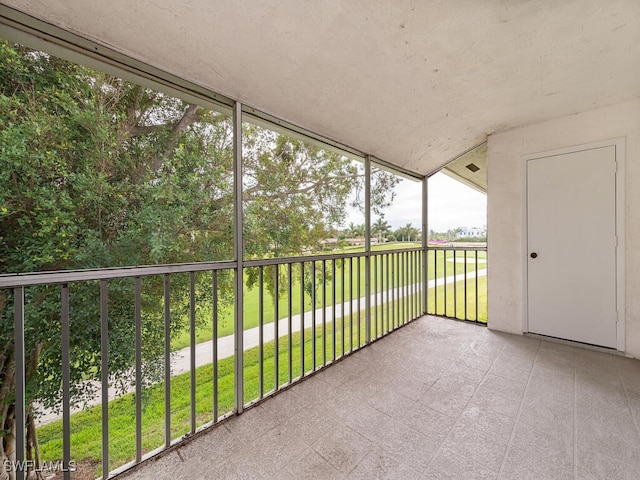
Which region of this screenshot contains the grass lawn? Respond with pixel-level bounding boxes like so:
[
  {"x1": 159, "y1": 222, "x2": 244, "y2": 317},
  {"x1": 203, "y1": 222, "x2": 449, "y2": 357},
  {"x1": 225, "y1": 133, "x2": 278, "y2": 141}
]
[
  {"x1": 37, "y1": 297, "x2": 418, "y2": 474},
  {"x1": 172, "y1": 245, "x2": 486, "y2": 350},
  {"x1": 427, "y1": 275, "x2": 487, "y2": 323}
]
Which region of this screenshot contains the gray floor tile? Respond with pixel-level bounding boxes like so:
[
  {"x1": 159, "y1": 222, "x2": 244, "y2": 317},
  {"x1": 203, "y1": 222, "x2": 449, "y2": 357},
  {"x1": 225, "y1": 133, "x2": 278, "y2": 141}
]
[
  {"x1": 259, "y1": 388, "x2": 312, "y2": 424},
  {"x1": 313, "y1": 424, "x2": 373, "y2": 475},
  {"x1": 344, "y1": 403, "x2": 392, "y2": 439},
  {"x1": 517, "y1": 397, "x2": 573, "y2": 438},
  {"x1": 418, "y1": 375, "x2": 477, "y2": 416},
  {"x1": 367, "y1": 388, "x2": 416, "y2": 417},
  {"x1": 179, "y1": 424, "x2": 240, "y2": 468},
  {"x1": 223, "y1": 403, "x2": 280, "y2": 440},
  {"x1": 212, "y1": 454, "x2": 269, "y2": 480},
  {"x1": 499, "y1": 444, "x2": 572, "y2": 480},
  {"x1": 422, "y1": 447, "x2": 497, "y2": 480},
  {"x1": 458, "y1": 403, "x2": 515, "y2": 439},
  {"x1": 397, "y1": 403, "x2": 458, "y2": 443},
  {"x1": 278, "y1": 448, "x2": 346, "y2": 479},
  {"x1": 468, "y1": 380, "x2": 524, "y2": 419},
  {"x1": 510, "y1": 421, "x2": 573, "y2": 461},
  {"x1": 488, "y1": 358, "x2": 533, "y2": 383},
  {"x1": 624, "y1": 387, "x2": 640, "y2": 430},
  {"x1": 120, "y1": 316, "x2": 640, "y2": 480},
  {"x1": 372, "y1": 420, "x2": 441, "y2": 473},
  {"x1": 249, "y1": 423, "x2": 309, "y2": 475},
  {"x1": 348, "y1": 447, "x2": 423, "y2": 480},
  {"x1": 289, "y1": 374, "x2": 336, "y2": 404},
  {"x1": 618, "y1": 356, "x2": 640, "y2": 394},
  {"x1": 282, "y1": 407, "x2": 343, "y2": 447},
  {"x1": 443, "y1": 421, "x2": 509, "y2": 472},
  {"x1": 387, "y1": 371, "x2": 437, "y2": 401},
  {"x1": 576, "y1": 451, "x2": 640, "y2": 480},
  {"x1": 576, "y1": 420, "x2": 640, "y2": 466},
  {"x1": 121, "y1": 448, "x2": 187, "y2": 480},
  {"x1": 446, "y1": 361, "x2": 490, "y2": 383}
]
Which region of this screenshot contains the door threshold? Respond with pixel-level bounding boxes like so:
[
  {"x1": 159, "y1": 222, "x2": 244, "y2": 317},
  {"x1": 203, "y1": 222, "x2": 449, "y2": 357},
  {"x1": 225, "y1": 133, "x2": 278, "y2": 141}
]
[{"x1": 524, "y1": 332, "x2": 629, "y2": 357}]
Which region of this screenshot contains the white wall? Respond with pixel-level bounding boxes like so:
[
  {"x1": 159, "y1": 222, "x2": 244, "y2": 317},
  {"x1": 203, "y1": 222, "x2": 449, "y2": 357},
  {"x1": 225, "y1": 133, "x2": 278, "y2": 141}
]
[{"x1": 487, "y1": 98, "x2": 640, "y2": 357}]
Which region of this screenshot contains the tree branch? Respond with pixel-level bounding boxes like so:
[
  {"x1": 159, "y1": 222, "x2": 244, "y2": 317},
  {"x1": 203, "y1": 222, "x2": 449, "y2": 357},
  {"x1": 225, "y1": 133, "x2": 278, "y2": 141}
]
[{"x1": 151, "y1": 104, "x2": 203, "y2": 171}]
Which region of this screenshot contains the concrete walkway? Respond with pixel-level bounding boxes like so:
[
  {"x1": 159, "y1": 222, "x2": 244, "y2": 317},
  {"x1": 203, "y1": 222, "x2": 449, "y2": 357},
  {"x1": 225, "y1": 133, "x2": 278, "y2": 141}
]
[
  {"x1": 171, "y1": 268, "x2": 487, "y2": 375},
  {"x1": 36, "y1": 268, "x2": 486, "y2": 424}
]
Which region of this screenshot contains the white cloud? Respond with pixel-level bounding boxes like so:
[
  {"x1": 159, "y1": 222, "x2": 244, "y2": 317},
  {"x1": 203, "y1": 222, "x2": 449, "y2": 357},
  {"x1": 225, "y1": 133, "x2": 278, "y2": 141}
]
[
  {"x1": 343, "y1": 171, "x2": 486, "y2": 233},
  {"x1": 428, "y1": 173, "x2": 486, "y2": 232}
]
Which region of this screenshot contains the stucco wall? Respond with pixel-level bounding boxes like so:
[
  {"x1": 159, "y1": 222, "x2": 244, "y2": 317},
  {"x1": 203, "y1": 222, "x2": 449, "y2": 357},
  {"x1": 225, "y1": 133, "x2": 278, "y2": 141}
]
[{"x1": 487, "y1": 98, "x2": 640, "y2": 357}]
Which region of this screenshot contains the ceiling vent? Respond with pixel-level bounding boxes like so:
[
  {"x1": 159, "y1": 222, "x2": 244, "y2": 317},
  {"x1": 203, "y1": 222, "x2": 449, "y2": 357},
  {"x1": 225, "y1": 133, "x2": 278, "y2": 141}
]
[{"x1": 465, "y1": 163, "x2": 480, "y2": 173}]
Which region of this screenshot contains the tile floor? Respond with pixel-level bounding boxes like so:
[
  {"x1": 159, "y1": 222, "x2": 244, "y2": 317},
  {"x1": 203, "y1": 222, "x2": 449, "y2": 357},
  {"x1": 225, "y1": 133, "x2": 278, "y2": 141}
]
[{"x1": 122, "y1": 316, "x2": 640, "y2": 479}]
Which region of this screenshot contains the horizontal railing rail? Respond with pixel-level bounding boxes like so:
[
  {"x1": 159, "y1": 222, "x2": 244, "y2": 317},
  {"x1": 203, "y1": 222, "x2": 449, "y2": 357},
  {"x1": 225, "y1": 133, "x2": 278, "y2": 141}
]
[
  {"x1": 0, "y1": 248, "x2": 423, "y2": 288},
  {"x1": 1, "y1": 247, "x2": 425, "y2": 479},
  {"x1": 0, "y1": 261, "x2": 238, "y2": 287}
]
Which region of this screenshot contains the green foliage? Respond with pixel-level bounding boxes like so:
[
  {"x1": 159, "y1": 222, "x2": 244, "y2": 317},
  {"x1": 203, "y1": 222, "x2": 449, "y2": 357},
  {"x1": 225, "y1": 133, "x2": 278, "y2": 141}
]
[
  {"x1": 0, "y1": 41, "x2": 237, "y2": 413},
  {"x1": 0, "y1": 38, "x2": 400, "y2": 425},
  {"x1": 393, "y1": 223, "x2": 420, "y2": 242}
]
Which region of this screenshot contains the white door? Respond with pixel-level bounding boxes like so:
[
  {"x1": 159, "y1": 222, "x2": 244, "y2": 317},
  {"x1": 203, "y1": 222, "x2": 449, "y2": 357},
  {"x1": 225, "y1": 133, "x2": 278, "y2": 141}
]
[{"x1": 527, "y1": 146, "x2": 617, "y2": 348}]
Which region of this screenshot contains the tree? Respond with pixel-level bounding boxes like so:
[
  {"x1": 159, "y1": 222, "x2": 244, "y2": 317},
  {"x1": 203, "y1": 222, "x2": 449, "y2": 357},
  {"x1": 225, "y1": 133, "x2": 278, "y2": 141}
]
[
  {"x1": 347, "y1": 223, "x2": 365, "y2": 238},
  {"x1": 446, "y1": 227, "x2": 462, "y2": 241},
  {"x1": 0, "y1": 40, "x2": 399, "y2": 477},
  {"x1": 371, "y1": 218, "x2": 391, "y2": 243},
  {"x1": 393, "y1": 223, "x2": 420, "y2": 242}
]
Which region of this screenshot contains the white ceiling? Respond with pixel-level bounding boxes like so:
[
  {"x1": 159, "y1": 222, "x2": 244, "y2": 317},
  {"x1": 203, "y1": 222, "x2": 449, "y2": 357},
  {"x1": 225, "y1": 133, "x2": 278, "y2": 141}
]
[
  {"x1": 3, "y1": 0, "x2": 640, "y2": 175},
  {"x1": 442, "y1": 143, "x2": 487, "y2": 193}
]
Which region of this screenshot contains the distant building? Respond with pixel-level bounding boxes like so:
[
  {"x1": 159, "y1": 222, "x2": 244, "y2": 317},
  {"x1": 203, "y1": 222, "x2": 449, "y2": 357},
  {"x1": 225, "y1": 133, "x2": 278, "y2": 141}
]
[{"x1": 458, "y1": 226, "x2": 486, "y2": 238}]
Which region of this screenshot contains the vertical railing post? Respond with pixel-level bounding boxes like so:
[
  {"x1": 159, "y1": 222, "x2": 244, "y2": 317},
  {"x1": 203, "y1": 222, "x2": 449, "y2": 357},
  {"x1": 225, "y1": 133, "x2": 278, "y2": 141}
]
[
  {"x1": 364, "y1": 156, "x2": 371, "y2": 344},
  {"x1": 287, "y1": 263, "x2": 293, "y2": 383},
  {"x1": 453, "y1": 250, "x2": 457, "y2": 319},
  {"x1": 163, "y1": 275, "x2": 171, "y2": 447},
  {"x1": 274, "y1": 266, "x2": 279, "y2": 389},
  {"x1": 332, "y1": 258, "x2": 336, "y2": 361},
  {"x1": 476, "y1": 250, "x2": 480, "y2": 322},
  {"x1": 13, "y1": 287, "x2": 25, "y2": 480},
  {"x1": 299, "y1": 263, "x2": 305, "y2": 375},
  {"x1": 233, "y1": 101, "x2": 244, "y2": 413},
  {"x1": 312, "y1": 261, "x2": 317, "y2": 369},
  {"x1": 60, "y1": 283, "x2": 71, "y2": 480},
  {"x1": 212, "y1": 271, "x2": 219, "y2": 420},
  {"x1": 341, "y1": 258, "x2": 345, "y2": 356},
  {"x1": 257, "y1": 268, "x2": 264, "y2": 398},
  {"x1": 134, "y1": 278, "x2": 142, "y2": 463},
  {"x1": 321, "y1": 260, "x2": 326, "y2": 365},
  {"x1": 422, "y1": 176, "x2": 428, "y2": 314},
  {"x1": 100, "y1": 281, "x2": 109, "y2": 479},
  {"x1": 189, "y1": 272, "x2": 196, "y2": 433},
  {"x1": 464, "y1": 250, "x2": 468, "y2": 321}
]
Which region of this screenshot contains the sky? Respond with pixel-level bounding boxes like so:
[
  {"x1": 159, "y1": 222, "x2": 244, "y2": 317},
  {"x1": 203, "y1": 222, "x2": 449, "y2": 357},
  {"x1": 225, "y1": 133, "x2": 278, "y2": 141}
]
[
  {"x1": 344, "y1": 171, "x2": 487, "y2": 233},
  {"x1": 427, "y1": 172, "x2": 487, "y2": 232}
]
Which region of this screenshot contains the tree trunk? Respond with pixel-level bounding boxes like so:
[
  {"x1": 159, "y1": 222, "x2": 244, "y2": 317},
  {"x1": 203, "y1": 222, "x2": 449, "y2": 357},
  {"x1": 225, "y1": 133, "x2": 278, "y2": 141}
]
[
  {"x1": 1, "y1": 407, "x2": 15, "y2": 480},
  {"x1": 1, "y1": 343, "x2": 43, "y2": 480},
  {"x1": 25, "y1": 415, "x2": 41, "y2": 480},
  {"x1": 25, "y1": 346, "x2": 42, "y2": 480},
  {"x1": 1, "y1": 356, "x2": 16, "y2": 480}
]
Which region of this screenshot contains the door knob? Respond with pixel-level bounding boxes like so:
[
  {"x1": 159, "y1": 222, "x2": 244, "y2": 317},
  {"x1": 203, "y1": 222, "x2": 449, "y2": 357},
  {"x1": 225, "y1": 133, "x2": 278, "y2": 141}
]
[{"x1": 530, "y1": 252, "x2": 538, "y2": 259}]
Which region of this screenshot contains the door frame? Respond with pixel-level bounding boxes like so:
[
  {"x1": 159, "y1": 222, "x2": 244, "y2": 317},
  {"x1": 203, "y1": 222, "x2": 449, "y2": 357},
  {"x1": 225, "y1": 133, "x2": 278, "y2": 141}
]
[{"x1": 522, "y1": 138, "x2": 626, "y2": 351}]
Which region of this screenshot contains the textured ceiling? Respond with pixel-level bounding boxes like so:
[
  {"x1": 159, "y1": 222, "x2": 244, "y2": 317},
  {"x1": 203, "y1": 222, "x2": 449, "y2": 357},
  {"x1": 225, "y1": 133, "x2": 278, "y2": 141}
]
[
  {"x1": 2, "y1": 0, "x2": 640, "y2": 175},
  {"x1": 441, "y1": 143, "x2": 487, "y2": 193}
]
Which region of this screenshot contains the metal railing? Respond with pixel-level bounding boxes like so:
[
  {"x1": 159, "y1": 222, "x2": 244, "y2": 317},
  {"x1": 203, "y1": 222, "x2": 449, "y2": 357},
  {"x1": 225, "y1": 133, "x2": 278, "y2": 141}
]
[
  {"x1": 426, "y1": 246, "x2": 488, "y2": 323},
  {"x1": 0, "y1": 247, "x2": 424, "y2": 479}
]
